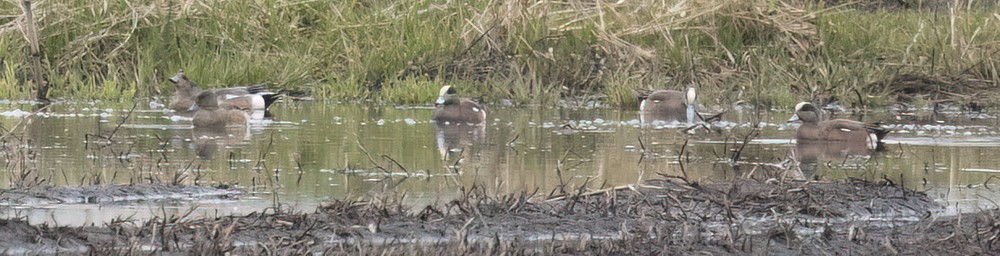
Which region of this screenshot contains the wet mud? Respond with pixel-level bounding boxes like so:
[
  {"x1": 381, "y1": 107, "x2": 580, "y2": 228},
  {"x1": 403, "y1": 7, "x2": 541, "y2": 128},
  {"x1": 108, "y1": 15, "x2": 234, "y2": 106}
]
[{"x1": 2, "y1": 178, "x2": 995, "y2": 255}]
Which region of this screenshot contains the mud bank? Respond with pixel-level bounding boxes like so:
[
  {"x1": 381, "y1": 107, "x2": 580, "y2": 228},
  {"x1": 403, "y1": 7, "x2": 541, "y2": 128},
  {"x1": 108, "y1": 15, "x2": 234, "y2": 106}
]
[{"x1": 1, "y1": 179, "x2": 997, "y2": 255}]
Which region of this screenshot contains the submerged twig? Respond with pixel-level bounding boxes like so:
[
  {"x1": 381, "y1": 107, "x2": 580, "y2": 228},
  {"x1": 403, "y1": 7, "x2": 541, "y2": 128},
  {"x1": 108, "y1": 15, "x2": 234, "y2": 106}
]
[
  {"x1": 381, "y1": 154, "x2": 409, "y2": 174},
  {"x1": 678, "y1": 138, "x2": 691, "y2": 182},
  {"x1": 105, "y1": 102, "x2": 138, "y2": 142},
  {"x1": 356, "y1": 140, "x2": 387, "y2": 173}
]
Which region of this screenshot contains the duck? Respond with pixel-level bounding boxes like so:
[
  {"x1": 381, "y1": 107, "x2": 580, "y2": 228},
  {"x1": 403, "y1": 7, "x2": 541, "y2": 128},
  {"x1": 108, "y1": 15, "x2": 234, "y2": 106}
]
[
  {"x1": 191, "y1": 90, "x2": 249, "y2": 128},
  {"x1": 636, "y1": 87, "x2": 699, "y2": 125},
  {"x1": 788, "y1": 102, "x2": 889, "y2": 149},
  {"x1": 167, "y1": 71, "x2": 281, "y2": 112},
  {"x1": 167, "y1": 71, "x2": 200, "y2": 112},
  {"x1": 432, "y1": 85, "x2": 486, "y2": 125}
]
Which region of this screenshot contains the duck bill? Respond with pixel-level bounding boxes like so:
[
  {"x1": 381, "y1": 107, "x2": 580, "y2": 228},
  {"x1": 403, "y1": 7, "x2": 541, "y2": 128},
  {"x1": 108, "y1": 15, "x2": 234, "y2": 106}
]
[
  {"x1": 187, "y1": 103, "x2": 200, "y2": 112},
  {"x1": 435, "y1": 96, "x2": 445, "y2": 106},
  {"x1": 787, "y1": 114, "x2": 800, "y2": 123}
]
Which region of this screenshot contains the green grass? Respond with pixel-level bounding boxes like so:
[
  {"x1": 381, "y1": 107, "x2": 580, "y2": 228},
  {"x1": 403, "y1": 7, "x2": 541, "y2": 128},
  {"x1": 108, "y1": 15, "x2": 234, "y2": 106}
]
[{"x1": 1, "y1": 0, "x2": 1000, "y2": 108}]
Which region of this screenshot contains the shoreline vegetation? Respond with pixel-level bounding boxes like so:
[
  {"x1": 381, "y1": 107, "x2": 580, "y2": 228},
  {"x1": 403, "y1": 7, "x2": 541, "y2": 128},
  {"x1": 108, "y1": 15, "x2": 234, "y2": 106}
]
[{"x1": 1, "y1": 0, "x2": 999, "y2": 108}]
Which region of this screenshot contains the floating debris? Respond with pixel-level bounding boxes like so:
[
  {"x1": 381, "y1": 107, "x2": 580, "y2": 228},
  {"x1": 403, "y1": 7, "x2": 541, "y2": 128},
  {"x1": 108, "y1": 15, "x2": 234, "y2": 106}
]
[
  {"x1": 961, "y1": 168, "x2": 1000, "y2": 173},
  {"x1": 0, "y1": 109, "x2": 31, "y2": 117}
]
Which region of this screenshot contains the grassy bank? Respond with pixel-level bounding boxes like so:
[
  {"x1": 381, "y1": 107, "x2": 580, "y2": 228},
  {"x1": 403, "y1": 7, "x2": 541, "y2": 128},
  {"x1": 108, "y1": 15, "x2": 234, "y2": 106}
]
[{"x1": 1, "y1": 0, "x2": 999, "y2": 108}]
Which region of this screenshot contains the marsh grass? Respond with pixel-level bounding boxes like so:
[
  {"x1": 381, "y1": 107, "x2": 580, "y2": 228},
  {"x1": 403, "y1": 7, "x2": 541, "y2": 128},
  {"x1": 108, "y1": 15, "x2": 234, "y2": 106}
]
[{"x1": 1, "y1": 1, "x2": 999, "y2": 108}]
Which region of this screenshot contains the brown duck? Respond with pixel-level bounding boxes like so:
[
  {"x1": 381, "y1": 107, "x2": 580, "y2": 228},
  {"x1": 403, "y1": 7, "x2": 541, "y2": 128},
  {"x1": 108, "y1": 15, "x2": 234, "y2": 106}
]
[
  {"x1": 788, "y1": 102, "x2": 889, "y2": 149},
  {"x1": 167, "y1": 71, "x2": 281, "y2": 112},
  {"x1": 432, "y1": 85, "x2": 486, "y2": 125},
  {"x1": 191, "y1": 90, "x2": 249, "y2": 128},
  {"x1": 636, "y1": 87, "x2": 705, "y2": 125}
]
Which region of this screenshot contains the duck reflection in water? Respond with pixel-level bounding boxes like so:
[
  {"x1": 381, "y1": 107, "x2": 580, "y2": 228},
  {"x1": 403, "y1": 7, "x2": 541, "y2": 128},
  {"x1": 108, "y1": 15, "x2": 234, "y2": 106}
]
[
  {"x1": 793, "y1": 139, "x2": 881, "y2": 180},
  {"x1": 434, "y1": 123, "x2": 485, "y2": 160},
  {"x1": 192, "y1": 127, "x2": 250, "y2": 160},
  {"x1": 189, "y1": 110, "x2": 268, "y2": 160}
]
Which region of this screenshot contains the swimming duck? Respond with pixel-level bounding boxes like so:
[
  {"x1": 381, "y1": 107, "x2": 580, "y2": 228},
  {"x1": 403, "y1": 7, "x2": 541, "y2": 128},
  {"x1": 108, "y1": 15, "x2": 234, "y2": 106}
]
[
  {"x1": 167, "y1": 71, "x2": 281, "y2": 112},
  {"x1": 788, "y1": 102, "x2": 889, "y2": 149},
  {"x1": 432, "y1": 85, "x2": 486, "y2": 125},
  {"x1": 191, "y1": 90, "x2": 249, "y2": 128},
  {"x1": 636, "y1": 87, "x2": 698, "y2": 125}
]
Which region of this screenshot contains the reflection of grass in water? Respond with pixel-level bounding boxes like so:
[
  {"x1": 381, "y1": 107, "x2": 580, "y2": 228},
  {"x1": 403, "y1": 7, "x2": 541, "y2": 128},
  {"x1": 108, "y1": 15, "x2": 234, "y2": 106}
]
[
  {"x1": 0, "y1": 105, "x2": 51, "y2": 189},
  {"x1": 2, "y1": 135, "x2": 45, "y2": 189},
  {"x1": 1, "y1": 1, "x2": 1000, "y2": 107}
]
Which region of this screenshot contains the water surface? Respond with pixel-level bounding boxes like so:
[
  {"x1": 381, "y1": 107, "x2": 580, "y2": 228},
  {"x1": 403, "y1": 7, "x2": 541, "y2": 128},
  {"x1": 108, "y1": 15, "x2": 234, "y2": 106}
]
[{"x1": 1, "y1": 101, "x2": 1000, "y2": 225}]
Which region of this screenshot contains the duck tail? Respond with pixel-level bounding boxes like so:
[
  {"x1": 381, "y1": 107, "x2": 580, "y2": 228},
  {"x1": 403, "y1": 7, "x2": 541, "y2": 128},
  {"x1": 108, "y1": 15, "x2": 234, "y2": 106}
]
[
  {"x1": 261, "y1": 93, "x2": 282, "y2": 110},
  {"x1": 866, "y1": 122, "x2": 891, "y2": 141},
  {"x1": 632, "y1": 88, "x2": 651, "y2": 101},
  {"x1": 873, "y1": 128, "x2": 890, "y2": 141},
  {"x1": 243, "y1": 84, "x2": 269, "y2": 94},
  {"x1": 277, "y1": 89, "x2": 313, "y2": 101}
]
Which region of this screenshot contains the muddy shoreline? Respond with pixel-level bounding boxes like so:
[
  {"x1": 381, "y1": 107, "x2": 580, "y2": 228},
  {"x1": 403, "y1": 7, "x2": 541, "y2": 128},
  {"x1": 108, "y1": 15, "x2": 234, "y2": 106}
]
[{"x1": 0, "y1": 178, "x2": 995, "y2": 255}]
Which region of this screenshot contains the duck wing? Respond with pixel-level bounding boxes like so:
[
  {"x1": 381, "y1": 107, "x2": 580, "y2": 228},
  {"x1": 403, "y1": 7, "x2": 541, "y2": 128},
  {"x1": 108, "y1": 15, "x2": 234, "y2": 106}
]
[
  {"x1": 825, "y1": 119, "x2": 890, "y2": 141},
  {"x1": 215, "y1": 84, "x2": 266, "y2": 96},
  {"x1": 459, "y1": 99, "x2": 485, "y2": 114}
]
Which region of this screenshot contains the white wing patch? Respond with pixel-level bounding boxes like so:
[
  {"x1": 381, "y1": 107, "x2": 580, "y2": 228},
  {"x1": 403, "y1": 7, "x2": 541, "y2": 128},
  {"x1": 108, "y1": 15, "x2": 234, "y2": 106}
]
[
  {"x1": 838, "y1": 128, "x2": 853, "y2": 133},
  {"x1": 472, "y1": 107, "x2": 481, "y2": 112},
  {"x1": 251, "y1": 96, "x2": 265, "y2": 109},
  {"x1": 866, "y1": 133, "x2": 878, "y2": 149}
]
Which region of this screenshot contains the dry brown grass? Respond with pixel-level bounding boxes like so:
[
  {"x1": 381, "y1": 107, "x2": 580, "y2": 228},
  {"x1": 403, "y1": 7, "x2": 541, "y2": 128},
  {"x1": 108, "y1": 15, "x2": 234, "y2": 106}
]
[{"x1": 1, "y1": 0, "x2": 999, "y2": 107}]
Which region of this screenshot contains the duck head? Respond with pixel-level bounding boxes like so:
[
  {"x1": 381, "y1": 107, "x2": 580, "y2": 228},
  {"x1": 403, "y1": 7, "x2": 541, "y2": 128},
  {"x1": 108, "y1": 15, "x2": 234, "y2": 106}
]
[
  {"x1": 788, "y1": 102, "x2": 820, "y2": 124},
  {"x1": 190, "y1": 90, "x2": 219, "y2": 111},
  {"x1": 435, "y1": 85, "x2": 456, "y2": 106}
]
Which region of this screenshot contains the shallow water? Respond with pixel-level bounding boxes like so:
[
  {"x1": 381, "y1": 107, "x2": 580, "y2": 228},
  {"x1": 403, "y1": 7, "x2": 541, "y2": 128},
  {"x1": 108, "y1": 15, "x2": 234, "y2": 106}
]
[{"x1": 1, "y1": 100, "x2": 1000, "y2": 225}]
